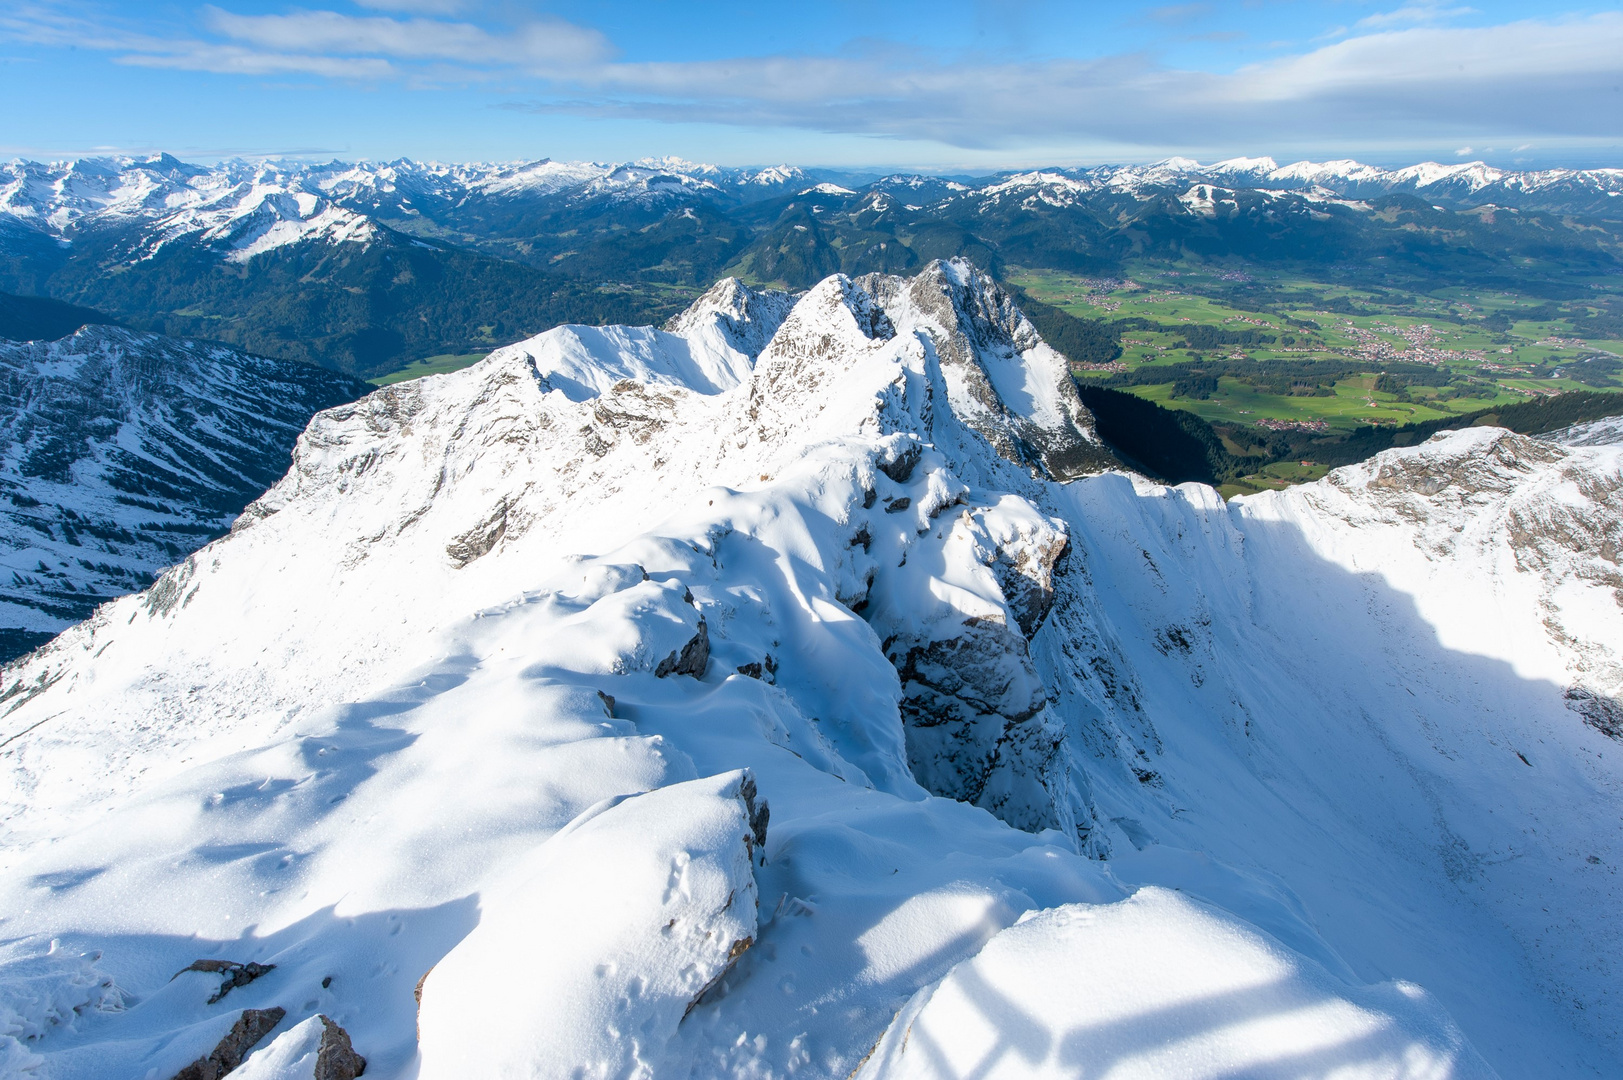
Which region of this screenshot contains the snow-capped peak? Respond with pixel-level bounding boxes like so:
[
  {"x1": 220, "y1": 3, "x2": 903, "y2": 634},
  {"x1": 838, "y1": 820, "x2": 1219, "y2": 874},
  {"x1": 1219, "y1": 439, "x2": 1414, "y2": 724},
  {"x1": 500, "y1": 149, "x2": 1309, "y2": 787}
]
[
  {"x1": 800, "y1": 182, "x2": 856, "y2": 196},
  {"x1": 743, "y1": 164, "x2": 805, "y2": 186}
]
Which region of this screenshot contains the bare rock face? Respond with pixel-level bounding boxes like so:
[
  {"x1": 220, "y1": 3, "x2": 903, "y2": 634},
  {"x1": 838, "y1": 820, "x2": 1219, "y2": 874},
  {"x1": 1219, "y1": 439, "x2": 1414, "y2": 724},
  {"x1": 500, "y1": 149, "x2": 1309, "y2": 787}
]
[
  {"x1": 1568, "y1": 686, "x2": 1623, "y2": 741},
  {"x1": 444, "y1": 498, "x2": 513, "y2": 568},
  {"x1": 229, "y1": 1013, "x2": 366, "y2": 1080},
  {"x1": 991, "y1": 529, "x2": 1069, "y2": 639},
  {"x1": 864, "y1": 494, "x2": 1081, "y2": 841},
  {"x1": 662, "y1": 277, "x2": 795, "y2": 359},
  {"x1": 889, "y1": 615, "x2": 1067, "y2": 834},
  {"x1": 312, "y1": 1016, "x2": 366, "y2": 1080},
  {"x1": 655, "y1": 618, "x2": 710, "y2": 678},
  {"x1": 170, "y1": 1007, "x2": 286, "y2": 1080}
]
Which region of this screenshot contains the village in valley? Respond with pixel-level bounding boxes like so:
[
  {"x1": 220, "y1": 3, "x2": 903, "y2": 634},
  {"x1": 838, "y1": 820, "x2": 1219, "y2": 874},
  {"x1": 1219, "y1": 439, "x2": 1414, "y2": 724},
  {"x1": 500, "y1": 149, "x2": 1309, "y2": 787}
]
[{"x1": 1014, "y1": 264, "x2": 1623, "y2": 427}]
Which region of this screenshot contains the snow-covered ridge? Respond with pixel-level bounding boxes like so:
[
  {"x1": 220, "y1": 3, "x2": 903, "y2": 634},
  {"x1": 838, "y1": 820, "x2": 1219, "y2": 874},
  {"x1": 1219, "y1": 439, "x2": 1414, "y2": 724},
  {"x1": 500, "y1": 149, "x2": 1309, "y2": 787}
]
[
  {"x1": 0, "y1": 154, "x2": 811, "y2": 248},
  {"x1": 6, "y1": 151, "x2": 1618, "y2": 269},
  {"x1": 956, "y1": 155, "x2": 1623, "y2": 213},
  {"x1": 0, "y1": 262, "x2": 1618, "y2": 1077}
]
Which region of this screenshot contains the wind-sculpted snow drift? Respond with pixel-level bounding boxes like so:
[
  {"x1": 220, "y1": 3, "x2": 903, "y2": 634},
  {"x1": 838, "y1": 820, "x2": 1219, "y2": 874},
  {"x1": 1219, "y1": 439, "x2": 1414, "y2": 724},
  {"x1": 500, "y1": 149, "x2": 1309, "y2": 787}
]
[{"x1": 0, "y1": 260, "x2": 1619, "y2": 1078}]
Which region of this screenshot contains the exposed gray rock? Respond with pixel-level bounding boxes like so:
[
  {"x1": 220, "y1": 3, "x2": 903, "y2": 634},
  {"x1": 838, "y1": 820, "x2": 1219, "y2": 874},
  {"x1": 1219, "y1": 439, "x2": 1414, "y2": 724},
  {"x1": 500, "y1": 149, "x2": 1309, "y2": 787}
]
[
  {"x1": 663, "y1": 278, "x2": 795, "y2": 360},
  {"x1": 858, "y1": 261, "x2": 1116, "y2": 482},
  {"x1": 312, "y1": 1015, "x2": 366, "y2": 1080},
  {"x1": 655, "y1": 619, "x2": 709, "y2": 678},
  {"x1": 877, "y1": 441, "x2": 922, "y2": 483},
  {"x1": 170, "y1": 1006, "x2": 285, "y2": 1080},
  {"x1": 993, "y1": 532, "x2": 1069, "y2": 638},
  {"x1": 888, "y1": 615, "x2": 1066, "y2": 835},
  {"x1": 737, "y1": 770, "x2": 770, "y2": 863},
  {"x1": 444, "y1": 498, "x2": 511, "y2": 568},
  {"x1": 1568, "y1": 687, "x2": 1623, "y2": 741},
  {"x1": 171, "y1": 959, "x2": 276, "y2": 1005}
]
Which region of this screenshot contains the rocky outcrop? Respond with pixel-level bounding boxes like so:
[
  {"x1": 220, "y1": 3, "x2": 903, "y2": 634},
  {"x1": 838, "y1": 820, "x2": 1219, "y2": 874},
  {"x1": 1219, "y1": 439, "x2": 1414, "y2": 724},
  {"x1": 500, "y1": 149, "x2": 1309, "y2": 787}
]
[
  {"x1": 1568, "y1": 686, "x2": 1623, "y2": 741},
  {"x1": 863, "y1": 490, "x2": 1083, "y2": 842},
  {"x1": 662, "y1": 277, "x2": 795, "y2": 360},
  {"x1": 656, "y1": 619, "x2": 710, "y2": 678},
  {"x1": 889, "y1": 615, "x2": 1067, "y2": 832},
  {"x1": 229, "y1": 1013, "x2": 366, "y2": 1080},
  {"x1": 311, "y1": 1016, "x2": 366, "y2": 1080},
  {"x1": 171, "y1": 959, "x2": 276, "y2": 1005},
  {"x1": 860, "y1": 261, "x2": 1116, "y2": 481},
  {"x1": 171, "y1": 1007, "x2": 285, "y2": 1080}
]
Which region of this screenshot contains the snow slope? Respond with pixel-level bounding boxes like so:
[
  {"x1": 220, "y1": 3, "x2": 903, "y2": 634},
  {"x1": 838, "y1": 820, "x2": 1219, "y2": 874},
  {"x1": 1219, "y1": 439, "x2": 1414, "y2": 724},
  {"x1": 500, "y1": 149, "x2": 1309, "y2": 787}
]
[
  {"x1": 0, "y1": 260, "x2": 1618, "y2": 1078},
  {"x1": 489, "y1": 277, "x2": 796, "y2": 402},
  {"x1": 0, "y1": 326, "x2": 368, "y2": 660}
]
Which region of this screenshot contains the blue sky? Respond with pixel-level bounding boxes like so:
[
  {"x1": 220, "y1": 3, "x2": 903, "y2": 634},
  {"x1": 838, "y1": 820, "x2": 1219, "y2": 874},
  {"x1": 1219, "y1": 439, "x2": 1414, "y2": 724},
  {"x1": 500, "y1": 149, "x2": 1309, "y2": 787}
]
[{"x1": 3, "y1": 0, "x2": 1621, "y2": 169}]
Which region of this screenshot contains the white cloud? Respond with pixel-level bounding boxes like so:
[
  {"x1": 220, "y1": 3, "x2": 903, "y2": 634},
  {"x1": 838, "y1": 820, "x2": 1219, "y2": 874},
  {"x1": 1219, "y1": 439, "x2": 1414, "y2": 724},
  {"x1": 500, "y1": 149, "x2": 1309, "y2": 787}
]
[
  {"x1": 1455, "y1": 146, "x2": 1474, "y2": 156},
  {"x1": 117, "y1": 44, "x2": 395, "y2": 79},
  {"x1": 537, "y1": 12, "x2": 1623, "y2": 151},
  {"x1": 202, "y1": 8, "x2": 610, "y2": 68},
  {"x1": 1355, "y1": 5, "x2": 1476, "y2": 31}
]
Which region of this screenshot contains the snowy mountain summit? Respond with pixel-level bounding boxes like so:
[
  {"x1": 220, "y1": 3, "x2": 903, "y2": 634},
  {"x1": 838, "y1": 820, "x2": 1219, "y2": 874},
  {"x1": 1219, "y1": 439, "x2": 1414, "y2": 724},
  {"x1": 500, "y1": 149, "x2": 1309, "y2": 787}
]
[{"x1": 1, "y1": 260, "x2": 1620, "y2": 1078}]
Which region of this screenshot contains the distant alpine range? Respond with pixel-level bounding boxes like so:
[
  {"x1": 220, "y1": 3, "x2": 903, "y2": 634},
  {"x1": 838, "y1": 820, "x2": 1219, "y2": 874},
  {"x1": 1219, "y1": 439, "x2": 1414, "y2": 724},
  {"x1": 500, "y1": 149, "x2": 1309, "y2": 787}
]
[{"x1": 3, "y1": 154, "x2": 1620, "y2": 377}]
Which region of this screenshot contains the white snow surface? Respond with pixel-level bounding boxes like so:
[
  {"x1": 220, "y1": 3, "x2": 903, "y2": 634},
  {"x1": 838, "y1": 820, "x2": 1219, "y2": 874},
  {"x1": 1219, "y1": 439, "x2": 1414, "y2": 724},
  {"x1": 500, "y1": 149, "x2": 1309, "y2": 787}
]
[
  {"x1": 486, "y1": 278, "x2": 796, "y2": 402},
  {"x1": 856, "y1": 888, "x2": 1494, "y2": 1080},
  {"x1": 1546, "y1": 414, "x2": 1623, "y2": 447},
  {"x1": 0, "y1": 261, "x2": 1619, "y2": 1079},
  {"x1": 418, "y1": 771, "x2": 764, "y2": 1079}
]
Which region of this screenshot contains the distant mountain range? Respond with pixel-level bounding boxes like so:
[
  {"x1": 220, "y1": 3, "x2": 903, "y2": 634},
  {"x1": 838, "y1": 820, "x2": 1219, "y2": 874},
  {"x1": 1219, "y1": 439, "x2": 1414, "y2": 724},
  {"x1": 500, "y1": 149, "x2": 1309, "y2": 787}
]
[
  {"x1": 1, "y1": 154, "x2": 1619, "y2": 377},
  {"x1": 5, "y1": 155, "x2": 1619, "y2": 245}
]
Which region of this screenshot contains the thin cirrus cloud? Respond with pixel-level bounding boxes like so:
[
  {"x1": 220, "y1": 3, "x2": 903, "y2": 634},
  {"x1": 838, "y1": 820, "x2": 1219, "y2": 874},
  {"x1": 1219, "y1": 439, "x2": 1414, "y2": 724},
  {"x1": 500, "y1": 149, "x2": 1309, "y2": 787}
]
[
  {"x1": 1142, "y1": 4, "x2": 1213, "y2": 26},
  {"x1": 200, "y1": 7, "x2": 611, "y2": 69},
  {"x1": 1353, "y1": 4, "x2": 1477, "y2": 31}
]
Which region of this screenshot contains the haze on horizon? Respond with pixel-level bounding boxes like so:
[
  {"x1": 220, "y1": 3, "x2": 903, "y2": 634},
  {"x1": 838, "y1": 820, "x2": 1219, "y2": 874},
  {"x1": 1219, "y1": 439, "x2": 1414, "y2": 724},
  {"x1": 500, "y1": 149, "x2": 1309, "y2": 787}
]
[{"x1": 2, "y1": 0, "x2": 1621, "y2": 173}]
